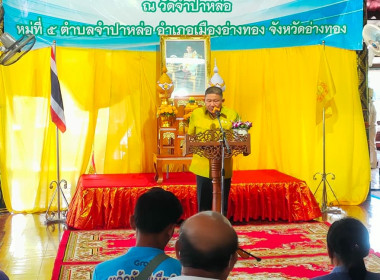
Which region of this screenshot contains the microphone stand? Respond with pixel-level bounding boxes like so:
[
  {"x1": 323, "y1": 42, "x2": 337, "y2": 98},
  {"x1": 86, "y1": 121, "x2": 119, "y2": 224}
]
[
  {"x1": 215, "y1": 111, "x2": 262, "y2": 263},
  {"x1": 216, "y1": 111, "x2": 230, "y2": 216},
  {"x1": 237, "y1": 247, "x2": 262, "y2": 262}
]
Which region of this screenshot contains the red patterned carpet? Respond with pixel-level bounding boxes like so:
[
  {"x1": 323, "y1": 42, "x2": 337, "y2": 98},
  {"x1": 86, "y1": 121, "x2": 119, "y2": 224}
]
[{"x1": 53, "y1": 222, "x2": 380, "y2": 280}]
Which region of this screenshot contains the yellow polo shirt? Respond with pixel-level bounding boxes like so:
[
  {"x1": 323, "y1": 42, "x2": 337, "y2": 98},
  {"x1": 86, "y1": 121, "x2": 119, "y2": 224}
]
[{"x1": 187, "y1": 106, "x2": 239, "y2": 178}]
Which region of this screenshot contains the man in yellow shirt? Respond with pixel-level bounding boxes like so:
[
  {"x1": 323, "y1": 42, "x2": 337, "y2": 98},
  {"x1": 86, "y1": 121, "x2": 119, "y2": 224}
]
[{"x1": 188, "y1": 86, "x2": 239, "y2": 215}]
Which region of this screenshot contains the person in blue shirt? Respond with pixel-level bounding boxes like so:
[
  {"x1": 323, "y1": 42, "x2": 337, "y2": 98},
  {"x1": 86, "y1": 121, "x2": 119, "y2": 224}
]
[
  {"x1": 93, "y1": 187, "x2": 183, "y2": 280},
  {"x1": 312, "y1": 217, "x2": 380, "y2": 280}
]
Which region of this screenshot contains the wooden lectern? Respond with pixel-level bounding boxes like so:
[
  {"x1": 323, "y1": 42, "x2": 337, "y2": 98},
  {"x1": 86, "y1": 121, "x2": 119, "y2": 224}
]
[{"x1": 185, "y1": 129, "x2": 251, "y2": 213}]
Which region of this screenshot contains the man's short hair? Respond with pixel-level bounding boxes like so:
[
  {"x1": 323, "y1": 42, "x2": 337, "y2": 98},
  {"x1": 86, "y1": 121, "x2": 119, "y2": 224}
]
[
  {"x1": 178, "y1": 224, "x2": 238, "y2": 272},
  {"x1": 205, "y1": 86, "x2": 223, "y2": 98},
  {"x1": 134, "y1": 187, "x2": 183, "y2": 233}
]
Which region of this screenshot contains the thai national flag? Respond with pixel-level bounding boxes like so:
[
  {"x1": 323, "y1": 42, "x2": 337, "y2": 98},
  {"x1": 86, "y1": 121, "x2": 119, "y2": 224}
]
[{"x1": 50, "y1": 43, "x2": 66, "y2": 133}]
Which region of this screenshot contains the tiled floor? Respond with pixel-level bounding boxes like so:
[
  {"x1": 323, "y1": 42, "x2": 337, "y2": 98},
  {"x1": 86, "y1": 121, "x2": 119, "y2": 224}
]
[
  {"x1": 0, "y1": 213, "x2": 66, "y2": 280},
  {"x1": 0, "y1": 186, "x2": 380, "y2": 279}
]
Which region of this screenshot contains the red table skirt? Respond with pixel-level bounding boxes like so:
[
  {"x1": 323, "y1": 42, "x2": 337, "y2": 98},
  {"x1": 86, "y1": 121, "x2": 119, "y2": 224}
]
[{"x1": 66, "y1": 170, "x2": 321, "y2": 230}]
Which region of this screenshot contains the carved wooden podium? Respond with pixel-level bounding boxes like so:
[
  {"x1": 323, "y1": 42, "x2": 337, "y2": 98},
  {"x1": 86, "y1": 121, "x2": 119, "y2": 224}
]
[{"x1": 185, "y1": 129, "x2": 251, "y2": 213}]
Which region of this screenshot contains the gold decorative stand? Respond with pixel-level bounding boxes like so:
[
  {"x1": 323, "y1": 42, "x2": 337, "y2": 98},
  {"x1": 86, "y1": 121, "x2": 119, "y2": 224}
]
[
  {"x1": 313, "y1": 107, "x2": 340, "y2": 214},
  {"x1": 45, "y1": 126, "x2": 69, "y2": 224},
  {"x1": 154, "y1": 67, "x2": 199, "y2": 182}
]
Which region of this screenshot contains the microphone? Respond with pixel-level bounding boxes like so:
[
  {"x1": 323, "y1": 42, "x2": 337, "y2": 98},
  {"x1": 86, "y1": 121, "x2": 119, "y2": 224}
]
[
  {"x1": 212, "y1": 107, "x2": 221, "y2": 117},
  {"x1": 237, "y1": 247, "x2": 262, "y2": 262},
  {"x1": 212, "y1": 107, "x2": 231, "y2": 154}
]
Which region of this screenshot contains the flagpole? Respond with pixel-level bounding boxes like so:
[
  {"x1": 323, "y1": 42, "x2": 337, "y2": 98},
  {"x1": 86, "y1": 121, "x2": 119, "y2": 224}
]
[
  {"x1": 313, "y1": 42, "x2": 340, "y2": 214},
  {"x1": 45, "y1": 41, "x2": 69, "y2": 225}
]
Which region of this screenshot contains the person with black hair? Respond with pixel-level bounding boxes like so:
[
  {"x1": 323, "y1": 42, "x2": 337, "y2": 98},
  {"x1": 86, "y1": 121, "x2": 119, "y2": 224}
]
[
  {"x1": 188, "y1": 86, "x2": 239, "y2": 215},
  {"x1": 312, "y1": 217, "x2": 380, "y2": 280},
  {"x1": 172, "y1": 211, "x2": 238, "y2": 280},
  {"x1": 93, "y1": 187, "x2": 183, "y2": 280}
]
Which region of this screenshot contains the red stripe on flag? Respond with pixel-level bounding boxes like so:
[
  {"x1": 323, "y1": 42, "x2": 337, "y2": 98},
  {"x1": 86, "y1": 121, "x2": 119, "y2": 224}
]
[{"x1": 50, "y1": 108, "x2": 66, "y2": 133}]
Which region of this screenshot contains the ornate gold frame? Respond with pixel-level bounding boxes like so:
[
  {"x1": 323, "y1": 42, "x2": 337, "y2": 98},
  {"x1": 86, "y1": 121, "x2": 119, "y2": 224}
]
[{"x1": 160, "y1": 35, "x2": 211, "y2": 96}]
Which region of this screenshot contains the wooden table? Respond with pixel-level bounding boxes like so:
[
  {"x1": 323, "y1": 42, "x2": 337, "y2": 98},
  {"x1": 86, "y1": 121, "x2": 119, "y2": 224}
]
[{"x1": 153, "y1": 153, "x2": 192, "y2": 183}]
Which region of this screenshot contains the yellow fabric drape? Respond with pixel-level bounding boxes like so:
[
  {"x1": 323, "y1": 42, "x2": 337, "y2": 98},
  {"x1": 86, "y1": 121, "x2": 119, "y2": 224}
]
[
  {"x1": 213, "y1": 46, "x2": 369, "y2": 205},
  {"x1": 0, "y1": 47, "x2": 158, "y2": 212},
  {"x1": 0, "y1": 45, "x2": 369, "y2": 213}
]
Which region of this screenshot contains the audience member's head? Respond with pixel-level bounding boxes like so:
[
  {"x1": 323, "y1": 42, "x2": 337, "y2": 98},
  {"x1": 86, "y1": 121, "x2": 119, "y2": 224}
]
[
  {"x1": 175, "y1": 211, "x2": 238, "y2": 280},
  {"x1": 131, "y1": 187, "x2": 183, "y2": 249},
  {"x1": 327, "y1": 217, "x2": 370, "y2": 280},
  {"x1": 133, "y1": 187, "x2": 183, "y2": 233}
]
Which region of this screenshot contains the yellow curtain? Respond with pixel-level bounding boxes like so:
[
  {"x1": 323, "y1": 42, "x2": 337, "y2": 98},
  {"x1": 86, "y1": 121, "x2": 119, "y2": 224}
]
[
  {"x1": 0, "y1": 45, "x2": 369, "y2": 213},
  {"x1": 0, "y1": 47, "x2": 159, "y2": 212},
  {"x1": 214, "y1": 45, "x2": 369, "y2": 205}
]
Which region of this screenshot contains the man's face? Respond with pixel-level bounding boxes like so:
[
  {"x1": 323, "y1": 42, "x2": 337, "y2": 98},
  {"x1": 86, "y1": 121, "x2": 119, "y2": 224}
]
[
  {"x1": 205, "y1": 93, "x2": 224, "y2": 115},
  {"x1": 186, "y1": 46, "x2": 193, "y2": 53}
]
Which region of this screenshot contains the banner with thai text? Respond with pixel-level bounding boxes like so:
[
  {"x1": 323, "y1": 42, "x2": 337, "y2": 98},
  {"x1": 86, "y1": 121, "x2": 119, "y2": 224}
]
[{"x1": 3, "y1": 0, "x2": 363, "y2": 51}]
